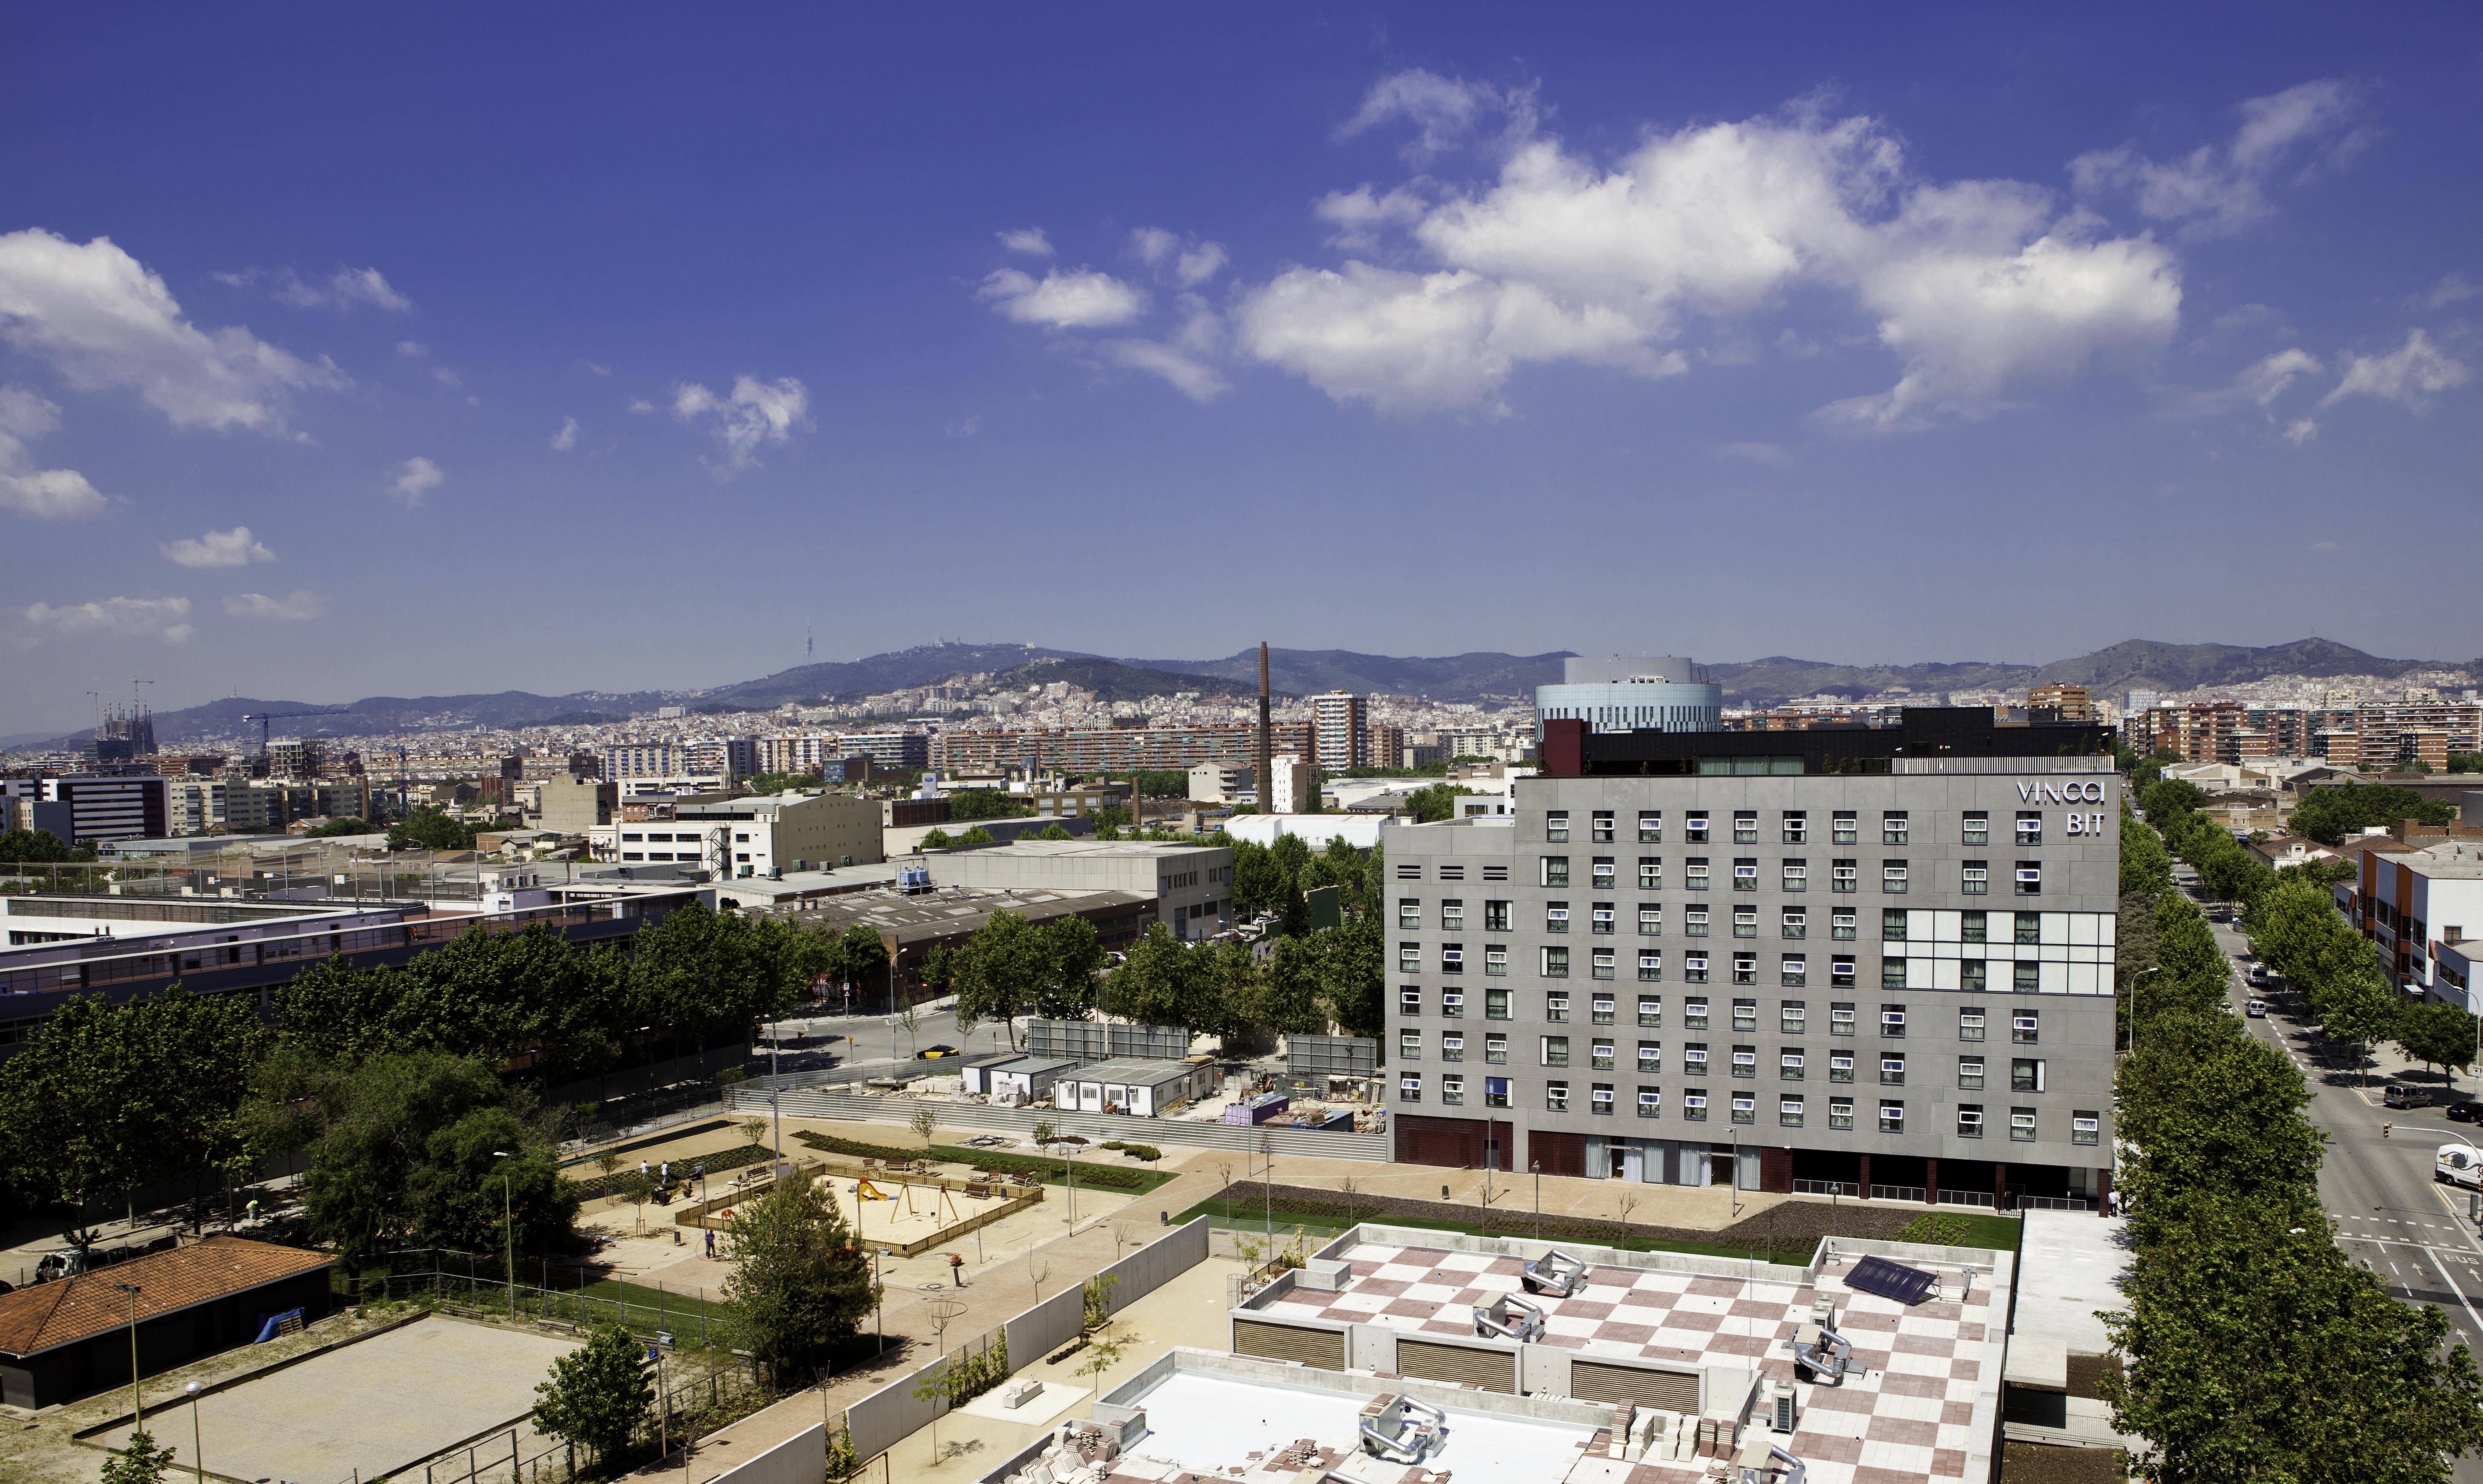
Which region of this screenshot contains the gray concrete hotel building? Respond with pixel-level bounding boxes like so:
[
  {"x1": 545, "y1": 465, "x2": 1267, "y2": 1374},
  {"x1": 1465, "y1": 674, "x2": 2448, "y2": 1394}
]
[{"x1": 1382, "y1": 710, "x2": 2121, "y2": 1212}]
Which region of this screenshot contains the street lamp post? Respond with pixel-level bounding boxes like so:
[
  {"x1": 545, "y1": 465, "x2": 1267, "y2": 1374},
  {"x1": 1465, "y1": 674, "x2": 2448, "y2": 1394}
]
[
  {"x1": 112, "y1": 1282, "x2": 142, "y2": 1427},
  {"x1": 492, "y1": 1152, "x2": 516, "y2": 1314},
  {"x1": 185, "y1": 1381, "x2": 202, "y2": 1484}
]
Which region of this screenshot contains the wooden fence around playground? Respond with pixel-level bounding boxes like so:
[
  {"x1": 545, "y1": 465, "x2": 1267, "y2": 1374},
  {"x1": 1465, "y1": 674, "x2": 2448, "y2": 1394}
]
[{"x1": 673, "y1": 1158, "x2": 1046, "y2": 1257}]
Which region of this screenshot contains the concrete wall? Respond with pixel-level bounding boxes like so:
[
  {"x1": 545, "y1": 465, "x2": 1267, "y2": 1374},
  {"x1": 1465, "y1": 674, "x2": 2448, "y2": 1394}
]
[
  {"x1": 844, "y1": 1356, "x2": 946, "y2": 1464},
  {"x1": 723, "y1": 1085, "x2": 1392, "y2": 1160},
  {"x1": 706, "y1": 1422, "x2": 822, "y2": 1484},
  {"x1": 1004, "y1": 1284, "x2": 1084, "y2": 1368},
  {"x1": 1090, "y1": 1216, "x2": 1209, "y2": 1319}
]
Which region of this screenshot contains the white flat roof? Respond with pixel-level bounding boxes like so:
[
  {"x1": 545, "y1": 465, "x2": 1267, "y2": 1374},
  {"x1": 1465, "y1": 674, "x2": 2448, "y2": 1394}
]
[{"x1": 2001, "y1": 1210, "x2": 2129, "y2": 1390}]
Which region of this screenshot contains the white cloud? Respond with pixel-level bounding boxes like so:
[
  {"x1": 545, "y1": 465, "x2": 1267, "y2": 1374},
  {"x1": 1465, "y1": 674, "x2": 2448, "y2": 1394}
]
[
  {"x1": 161, "y1": 525, "x2": 275, "y2": 568},
  {"x1": 2318, "y1": 328, "x2": 2472, "y2": 412},
  {"x1": 2071, "y1": 79, "x2": 2367, "y2": 239},
  {"x1": 0, "y1": 384, "x2": 106, "y2": 519},
  {"x1": 431, "y1": 366, "x2": 461, "y2": 387},
  {"x1": 2176, "y1": 347, "x2": 2323, "y2": 417},
  {"x1": 0, "y1": 229, "x2": 349, "y2": 431},
  {"x1": 397, "y1": 339, "x2": 428, "y2": 358},
  {"x1": 1314, "y1": 185, "x2": 1430, "y2": 252},
  {"x1": 2422, "y1": 273, "x2": 2478, "y2": 309},
  {"x1": 551, "y1": 416, "x2": 580, "y2": 451},
  {"x1": 978, "y1": 267, "x2": 1147, "y2": 329},
  {"x1": 1339, "y1": 69, "x2": 1538, "y2": 163},
  {"x1": 2284, "y1": 418, "x2": 2318, "y2": 445},
  {"x1": 582, "y1": 360, "x2": 612, "y2": 376},
  {"x1": 391, "y1": 456, "x2": 443, "y2": 504},
  {"x1": 671, "y1": 376, "x2": 810, "y2": 474},
  {"x1": 1719, "y1": 441, "x2": 1791, "y2": 464},
  {"x1": 223, "y1": 589, "x2": 327, "y2": 621},
  {"x1": 998, "y1": 227, "x2": 1054, "y2": 257},
  {"x1": 23, "y1": 594, "x2": 192, "y2": 643},
  {"x1": 1131, "y1": 229, "x2": 1229, "y2": 288},
  {"x1": 1102, "y1": 339, "x2": 1229, "y2": 402},
  {"x1": 271, "y1": 266, "x2": 413, "y2": 312}
]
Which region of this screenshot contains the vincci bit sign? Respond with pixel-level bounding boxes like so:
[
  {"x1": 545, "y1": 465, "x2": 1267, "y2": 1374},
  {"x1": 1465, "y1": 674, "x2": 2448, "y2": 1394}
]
[{"x1": 2018, "y1": 780, "x2": 2109, "y2": 804}]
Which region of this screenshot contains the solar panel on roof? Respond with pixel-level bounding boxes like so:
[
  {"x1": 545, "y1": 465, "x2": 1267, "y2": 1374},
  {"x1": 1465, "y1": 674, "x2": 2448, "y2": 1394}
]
[{"x1": 1844, "y1": 1255, "x2": 1939, "y2": 1305}]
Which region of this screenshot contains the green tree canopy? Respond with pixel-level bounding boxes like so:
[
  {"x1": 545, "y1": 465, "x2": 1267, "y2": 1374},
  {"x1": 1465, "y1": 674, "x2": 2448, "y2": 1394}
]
[
  {"x1": 722, "y1": 1170, "x2": 877, "y2": 1387},
  {"x1": 0, "y1": 828, "x2": 92, "y2": 863},
  {"x1": 947, "y1": 789, "x2": 1028, "y2": 822},
  {"x1": 2291, "y1": 783, "x2": 2456, "y2": 846},
  {"x1": 956, "y1": 826, "x2": 996, "y2": 846},
  {"x1": 302, "y1": 816, "x2": 372, "y2": 838},
  {"x1": 532, "y1": 1323, "x2": 652, "y2": 1461},
  {"x1": 2393, "y1": 1000, "x2": 2481, "y2": 1088},
  {"x1": 290, "y1": 1050, "x2": 524, "y2": 1264},
  {"x1": 404, "y1": 1104, "x2": 578, "y2": 1255},
  {"x1": 389, "y1": 810, "x2": 479, "y2": 851},
  {"x1": 1403, "y1": 782, "x2": 1476, "y2": 824}
]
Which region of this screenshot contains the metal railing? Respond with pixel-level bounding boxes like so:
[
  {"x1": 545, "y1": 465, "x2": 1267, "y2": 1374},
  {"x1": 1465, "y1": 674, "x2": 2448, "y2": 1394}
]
[
  {"x1": 2016, "y1": 1194, "x2": 2096, "y2": 1212},
  {"x1": 1791, "y1": 1179, "x2": 1859, "y2": 1197},
  {"x1": 727, "y1": 1085, "x2": 1392, "y2": 1160},
  {"x1": 1868, "y1": 1184, "x2": 1927, "y2": 1203},
  {"x1": 1935, "y1": 1189, "x2": 1996, "y2": 1209}
]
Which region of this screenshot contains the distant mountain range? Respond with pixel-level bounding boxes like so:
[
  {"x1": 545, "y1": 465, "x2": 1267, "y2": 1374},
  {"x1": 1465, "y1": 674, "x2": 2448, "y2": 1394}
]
[{"x1": 11, "y1": 636, "x2": 2470, "y2": 751}]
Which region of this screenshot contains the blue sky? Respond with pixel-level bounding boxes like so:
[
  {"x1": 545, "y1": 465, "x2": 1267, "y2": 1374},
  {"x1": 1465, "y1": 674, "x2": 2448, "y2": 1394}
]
[{"x1": 4, "y1": 5, "x2": 2479, "y2": 731}]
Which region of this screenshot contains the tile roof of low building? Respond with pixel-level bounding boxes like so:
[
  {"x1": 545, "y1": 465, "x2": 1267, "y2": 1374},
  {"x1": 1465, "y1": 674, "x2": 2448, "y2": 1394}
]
[{"x1": 0, "y1": 1237, "x2": 333, "y2": 1358}]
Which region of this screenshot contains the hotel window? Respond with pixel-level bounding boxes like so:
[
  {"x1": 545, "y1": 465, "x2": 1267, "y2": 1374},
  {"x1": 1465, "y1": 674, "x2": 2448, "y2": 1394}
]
[
  {"x1": 1883, "y1": 908, "x2": 1909, "y2": 942},
  {"x1": 1783, "y1": 859, "x2": 1808, "y2": 892},
  {"x1": 1638, "y1": 1087, "x2": 1662, "y2": 1118},
  {"x1": 1442, "y1": 1076, "x2": 1465, "y2": 1105},
  {"x1": 1485, "y1": 1034, "x2": 1509, "y2": 1062},
  {"x1": 1543, "y1": 947, "x2": 1571, "y2": 979},
  {"x1": 1734, "y1": 812, "x2": 1759, "y2": 843},
  {"x1": 1781, "y1": 1000, "x2": 1806, "y2": 1033},
  {"x1": 1731, "y1": 954, "x2": 1756, "y2": 984},
  {"x1": 2016, "y1": 811, "x2": 2043, "y2": 846},
  {"x1": 1734, "y1": 858, "x2": 1759, "y2": 891},
  {"x1": 1780, "y1": 1096, "x2": 1805, "y2": 1127},
  {"x1": 1782, "y1": 908, "x2": 1807, "y2": 940},
  {"x1": 1591, "y1": 1083, "x2": 1615, "y2": 1115},
  {"x1": 1542, "y1": 1035, "x2": 1570, "y2": 1067},
  {"x1": 1399, "y1": 1030, "x2": 1422, "y2": 1061},
  {"x1": 2013, "y1": 1010, "x2": 2040, "y2": 1044},
  {"x1": 1443, "y1": 990, "x2": 1466, "y2": 1018},
  {"x1": 2016, "y1": 911, "x2": 2042, "y2": 945},
  {"x1": 1962, "y1": 811, "x2": 1989, "y2": 846},
  {"x1": 1731, "y1": 1093, "x2": 1756, "y2": 1124},
  {"x1": 1638, "y1": 950, "x2": 1662, "y2": 982},
  {"x1": 620, "y1": 833, "x2": 644, "y2": 843},
  {"x1": 1733, "y1": 997, "x2": 1759, "y2": 1031},
  {"x1": 1734, "y1": 907, "x2": 1758, "y2": 938},
  {"x1": 1592, "y1": 1040, "x2": 1616, "y2": 1070},
  {"x1": 1685, "y1": 905, "x2": 1710, "y2": 938},
  {"x1": 1593, "y1": 858, "x2": 1616, "y2": 890},
  {"x1": 1883, "y1": 861, "x2": 1908, "y2": 894},
  {"x1": 1542, "y1": 857, "x2": 1569, "y2": 887},
  {"x1": 1399, "y1": 986, "x2": 1422, "y2": 1017},
  {"x1": 1684, "y1": 1043, "x2": 1710, "y2": 1074},
  {"x1": 1959, "y1": 1007, "x2": 1986, "y2": 1041},
  {"x1": 1441, "y1": 1033, "x2": 1465, "y2": 1061},
  {"x1": 1883, "y1": 811, "x2": 1909, "y2": 846},
  {"x1": 2073, "y1": 1111, "x2": 2101, "y2": 1146},
  {"x1": 1546, "y1": 991, "x2": 1571, "y2": 1022},
  {"x1": 1958, "y1": 1105, "x2": 1984, "y2": 1138},
  {"x1": 1781, "y1": 1049, "x2": 1805, "y2": 1079},
  {"x1": 1484, "y1": 946, "x2": 1508, "y2": 977},
  {"x1": 1638, "y1": 995, "x2": 1662, "y2": 1026},
  {"x1": 1441, "y1": 900, "x2": 1464, "y2": 931},
  {"x1": 1831, "y1": 909, "x2": 1857, "y2": 940},
  {"x1": 1591, "y1": 904, "x2": 1615, "y2": 935},
  {"x1": 1441, "y1": 944, "x2": 1464, "y2": 975},
  {"x1": 1399, "y1": 898, "x2": 1421, "y2": 928},
  {"x1": 1591, "y1": 994, "x2": 1616, "y2": 1024},
  {"x1": 2014, "y1": 962, "x2": 2042, "y2": 993},
  {"x1": 1592, "y1": 948, "x2": 1616, "y2": 980},
  {"x1": 1732, "y1": 1046, "x2": 1757, "y2": 1078},
  {"x1": 1546, "y1": 810, "x2": 1570, "y2": 842},
  {"x1": 1961, "y1": 960, "x2": 1987, "y2": 993},
  {"x1": 1880, "y1": 1054, "x2": 1906, "y2": 1085},
  {"x1": 1829, "y1": 1097, "x2": 1854, "y2": 1130},
  {"x1": 1399, "y1": 1074, "x2": 1422, "y2": 1102},
  {"x1": 1485, "y1": 1077, "x2": 1510, "y2": 1107},
  {"x1": 1638, "y1": 1040, "x2": 1662, "y2": 1072},
  {"x1": 1961, "y1": 909, "x2": 1988, "y2": 943},
  {"x1": 1638, "y1": 810, "x2": 1662, "y2": 843},
  {"x1": 2011, "y1": 1107, "x2": 2037, "y2": 1142},
  {"x1": 1591, "y1": 810, "x2": 1615, "y2": 843},
  {"x1": 1959, "y1": 1056, "x2": 1986, "y2": 1089},
  {"x1": 1782, "y1": 955, "x2": 1807, "y2": 988},
  {"x1": 1831, "y1": 860, "x2": 1858, "y2": 894},
  {"x1": 1686, "y1": 811, "x2": 1711, "y2": 844},
  {"x1": 1399, "y1": 943, "x2": 1420, "y2": 974},
  {"x1": 1831, "y1": 958, "x2": 1857, "y2": 989},
  {"x1": 1783, "y1": 811, "x2": 1808, "y2": 844},
  {"x1": 1830, "y1": 1052, "x2": 1856, "y2": 1083},
  {"x1": 1961, "y1": 861, "x2": 1988, "y2": 895},
  {"x1": 1485, "y1": 900, "x2": 1511, "y2": 932},
  {"x1": 1546, "y1": 1081, "x2": 1571, "y2": 1112},
  {"x1": 1684, "y1": 996, "x2": 1710, "y2": 1029},
  {"x1": 2016, "y1": 862, "x2": 2042, "y2": 895},
  {"x1": 1683, "y1": 1089, "x2": 1709, "y2": 1121},
  {"x1": 1832, "y1": 811, "x2": 1858, "y2": 845},
  {"x1": 1831, "y1": 1001, "x2": 1856, "y2": 1035},
  {"x1": 1686, "y1": 859, "x2": 1711, "y2": 893},
  {"x1": 1879, "y1": 1100, "x2": 1905, "y2": 1133},
  {"x1": 1638, "y1": 905, "x2": 1662, "y2": 937},
  {"x1": 1486, "y1": 989, "x2": 1510, "y2": 1020},
  {"x1": 1639, "y1": 857, "x2": 1662, "y2": 890},
  {"x1": 1546, "y1": 902, "x2": 1571, "y2": 933},
  {"x1": 1882, "y1": 1004, "x2": 1908, "y2": 1037},
  {"x1": 2012, "y1": 1058, "x2": 2046, "y2": 1092}
]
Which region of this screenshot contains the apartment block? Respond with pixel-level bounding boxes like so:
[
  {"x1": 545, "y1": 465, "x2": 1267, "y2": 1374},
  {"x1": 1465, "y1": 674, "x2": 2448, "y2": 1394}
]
[
  {"x1": 2026, "y1": 683, "x2": 2092, "y2": 722},
  {"x1": 935, "y1": 723, "x2": 1312, "y2": 774},
  {"x1": 1311, "y1": 691, "x2": 1369, "y2": 772},
  {"x1": 619, "y1": 790, "x2": 883, "y2": 875},
  {"x1": 40, "y1": 775, "x2": 170, "y2": 844},
  {"x1": 2338, "y1": 840, "x2": 2483, "y2": 999}
]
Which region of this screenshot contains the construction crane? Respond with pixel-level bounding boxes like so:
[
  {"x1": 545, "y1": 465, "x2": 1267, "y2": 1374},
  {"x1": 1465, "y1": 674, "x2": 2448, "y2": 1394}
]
[{"x1": 241, "y1": 708, "x2": 351, "y2": 756}]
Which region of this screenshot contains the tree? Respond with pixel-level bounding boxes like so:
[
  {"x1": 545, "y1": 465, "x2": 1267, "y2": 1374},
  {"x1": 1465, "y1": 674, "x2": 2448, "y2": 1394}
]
[
  {"x1": 722, "y1": 1170, "x2": 877, "y2": 1387},
  {"x1": 0, "y1": 828, "x2": 91, "y2": 863},
  {"x1": 1228, "y1": 839, "x2": 1284, "y2": 915},
  {"x1": 1252, "y1": 935, "x2": 1330, "y2": 1035},
  {"x1": 920, "y1": 828, "x2": 953, "y2": 850},
  {"x1": 956, "y1": 826, "x2": 995, "y2": 846},
  {"x1": 99, "y1": 1430, "x2": 177, "y2": 1484},
  {"x1": 1033, "y1": 915, "x2": 1106, "y2": 1020},
  {"x1": 817, "y1": 924, "x2": 889, "y2": 1000},
  {"x1": 909, "y1": 1103, "x2": 937, "y2": 1150},
  {"x1": 290, "y1": 1050, "x2": 515, "y2": 1264},
  {"x1": 2139, "y1": 777, "x2": 2207, "y2": 821},
  {"x1": 2290, "y1": 783, "x2": 2456, "y2": 846},
  {"x1": 388, "y1": 810, "x2": 479, "y2": 851},
  {"x1": 1036, "y1": 823, "x2": 1074, "y2": 841},
  {"x1": 1316, "y1": 914, "x2": 1385, "y2": 1038},
  {"x1": 532, "y1": 1324, "x2": 653, "y2": 1462},
  {"x1": 302, "y1": 816, "x2": 371, "y2": 838},
  {"x1": 1403, "y1": 783, "x2": 1475, "y2": 824},
  {"x1": 405, "y1": 1105, "x2": 578, "y2": 1256},
  {"x1": 2393, "y1": 1001, "x2": 2481, "y2": 1090},
  {"x1": 947, "y1": 789, "x2": 1027, "y2": 822}
]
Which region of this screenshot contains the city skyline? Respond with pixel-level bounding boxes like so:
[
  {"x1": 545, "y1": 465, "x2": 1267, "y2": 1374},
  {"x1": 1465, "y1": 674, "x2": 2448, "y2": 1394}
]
[{"x1": 3, "y1": 6, "x2": 2480, "y2": 733}]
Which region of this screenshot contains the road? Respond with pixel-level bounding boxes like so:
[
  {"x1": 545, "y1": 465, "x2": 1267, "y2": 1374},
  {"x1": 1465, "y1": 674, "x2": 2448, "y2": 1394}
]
[
  {"x1": 744, "y1": 999, "x2": 1019, "y2": 1083},
  {"x1": 2210, "y1": 905, "x2": 2483, "y2": 1483}
]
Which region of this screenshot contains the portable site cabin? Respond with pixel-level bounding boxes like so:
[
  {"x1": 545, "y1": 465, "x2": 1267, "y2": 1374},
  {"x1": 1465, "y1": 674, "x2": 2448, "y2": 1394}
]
[
  {"x1": 956, "y1": 1053, "x2": 1020, "y2": 1096},
  {"x1": 983, "y1": 1056, "x2": 1077, "y2": 1105},
  {"x1": 1062, "y1": 1057, "x2": 1218, "y2": 1116}
]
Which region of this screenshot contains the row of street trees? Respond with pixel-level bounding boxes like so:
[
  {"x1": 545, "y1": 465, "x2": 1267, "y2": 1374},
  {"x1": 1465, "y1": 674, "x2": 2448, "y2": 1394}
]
[{"x1": 2103, "y1": 801, "x2": 2483, "y2": 1479}]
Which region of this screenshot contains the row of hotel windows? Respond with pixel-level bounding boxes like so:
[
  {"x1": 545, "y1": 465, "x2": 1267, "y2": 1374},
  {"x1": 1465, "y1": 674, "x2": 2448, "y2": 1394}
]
[
  {"x1": 1402, "y1": 903, "x2": 2048, "y2": 939},
  {"x1": 1398, "y1": 948, "x2": 2055, "y2": 989},
  {"x1": 1530, "y1": 858, "x2": 2046, "y2": 895},
  {"x1": 1389, "y1": 1076, "x2": 2099, "y2": 1142},
  {"x1": 1397, "y1": 995, "x2": 2039, "y2": 1038},
  {"x1": 1397, "y1": 1032, "x2": 2049, "y2": 1084},
  {"x1": 1394, "y1": 808, "x2": 2078, "y2": 853}
]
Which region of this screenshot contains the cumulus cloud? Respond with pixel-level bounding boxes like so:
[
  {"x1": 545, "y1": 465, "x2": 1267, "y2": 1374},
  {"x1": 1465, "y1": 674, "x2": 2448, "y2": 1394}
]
[
  {"x1": 978, "y1": 267, "x2": 1147, "y2": 329},
  {"x1": 397, "y1": 340, "x2": 428, "y2": 358},
  {"x1": 1339, "y1": 69, "x2": 1539, "y2": 163},
  {"x1": 223, "y1": 589, "x2": 327, "y2": 621},
  {"x1": 23, "y1": 594, "x2": 192, "y2": 643},
  {"x1": 2318, "y1": 329, "x2": 2471, "y2": 412},
  {"x1": 671, "y1": 376, "x2": 809, "y2": 474},
  {"x1": 1131, "y1": 228, "x2": 1229, "y2": 288},
  {"x1": 998, "y1": 227, "x2": 1054, "y2": 257},
  {"x1": 391, "y1": 456, "x2": 443, "y2": 504},
  {"x1": 161, "y1": 525, "x2": 275, "y2": 568},
  {"x1": 0, "y1": 384, "x2": 106, "y2": 519},
  {"x1": 551, "y1": 416, "x2": 579, "y2": 451},
  {"x1": 2071, "y1": 79, "x2": 2369, "y2": 238},
  {"x1": 2284, "y1": 419, "x2": 2318, "y2": 445},
  {"x1": 1313, "y1": 185, "x2": 1430, "y2": 252},
  {"x1": 0, "y1": 229, "x2": 348, "y2": 431},
  {"x1": 2174, "y1": 347, "x2": 2323, "y2": 418},
  {"x1": 270, "y1": 266, "x2": 412, "y2": 312},
  {"x1": 430, "y1": 366, "x2": 461, "y2": 388},
  {"x1": 2422, "y1": 273, "x2": 2478, "y2": 309}
]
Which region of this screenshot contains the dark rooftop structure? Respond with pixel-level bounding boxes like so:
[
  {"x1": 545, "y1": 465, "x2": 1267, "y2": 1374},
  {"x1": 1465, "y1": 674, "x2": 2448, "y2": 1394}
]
[{"x1": 1541, "y1": 708, "x2": 2117, "y2": 777}]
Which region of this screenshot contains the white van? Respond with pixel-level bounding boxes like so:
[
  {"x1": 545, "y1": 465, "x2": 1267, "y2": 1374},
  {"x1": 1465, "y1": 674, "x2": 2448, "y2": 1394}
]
[{"x1": 2439, "y1": 1145, "x2": 2483, "y2": 1190}]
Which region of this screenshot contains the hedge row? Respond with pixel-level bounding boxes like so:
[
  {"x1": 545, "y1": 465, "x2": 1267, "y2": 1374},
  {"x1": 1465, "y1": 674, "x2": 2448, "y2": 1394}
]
[
  {"x1": 790, "y1": 1130, "x2": 1173, "y2": 1193},
  {"x1": 568, "y1": 1142, "x2": 774, "y2": 1199}
]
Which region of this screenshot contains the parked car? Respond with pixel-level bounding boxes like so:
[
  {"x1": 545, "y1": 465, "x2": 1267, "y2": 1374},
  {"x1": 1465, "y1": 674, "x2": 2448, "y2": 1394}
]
[
  {"x1": 2446, "y1": 1100, "x2": 2483, "y2": 1124},
  {"x1": 915, "y1": 1043, "x2": 960, "y2": 1059},
  {"x1": 2385, "y1": 1083, "x2": 2417, "y2": 1109}
]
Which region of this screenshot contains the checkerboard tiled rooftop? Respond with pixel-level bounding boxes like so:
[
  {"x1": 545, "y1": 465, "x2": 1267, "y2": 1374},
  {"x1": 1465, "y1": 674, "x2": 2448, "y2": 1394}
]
[{"x1": 1262, "y1": 1241, "x2": 2000, "y2": 1484}]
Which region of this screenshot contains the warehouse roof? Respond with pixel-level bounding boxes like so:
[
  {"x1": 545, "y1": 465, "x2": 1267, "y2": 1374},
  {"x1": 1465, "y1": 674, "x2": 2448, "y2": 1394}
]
[{"x1": 0, "y1": 1237, "x2": 332, "y2": 1358}]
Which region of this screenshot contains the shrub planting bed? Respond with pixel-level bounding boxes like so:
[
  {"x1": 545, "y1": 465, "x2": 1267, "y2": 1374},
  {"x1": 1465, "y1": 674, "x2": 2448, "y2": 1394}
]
[
  {"x1": 568, "y1": 1142, "x2": 773, "y2": 1200},
  {"x1": 792, "y1": 1130, "x2": 1176, "y2": 1193}
]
